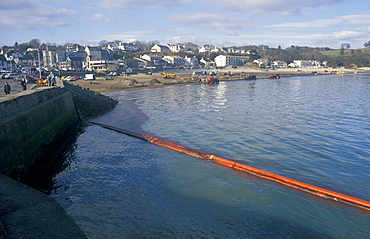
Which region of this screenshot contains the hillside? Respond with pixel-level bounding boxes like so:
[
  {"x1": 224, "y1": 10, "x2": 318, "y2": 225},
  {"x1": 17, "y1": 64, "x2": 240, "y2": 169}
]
[{"x1": 321, "y1": 48, "x2": 370, "y2": 56}]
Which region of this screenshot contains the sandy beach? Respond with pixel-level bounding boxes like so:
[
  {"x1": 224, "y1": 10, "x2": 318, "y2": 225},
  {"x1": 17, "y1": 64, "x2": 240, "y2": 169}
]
[{"x1": 65, "y1": 67, "x2": 369, "y2": 93}]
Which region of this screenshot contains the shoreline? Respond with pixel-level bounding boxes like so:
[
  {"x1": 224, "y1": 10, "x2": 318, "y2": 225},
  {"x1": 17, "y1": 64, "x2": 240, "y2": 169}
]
[{"x1": 66, "y1": 67, "x2": 370, "y2": 93}]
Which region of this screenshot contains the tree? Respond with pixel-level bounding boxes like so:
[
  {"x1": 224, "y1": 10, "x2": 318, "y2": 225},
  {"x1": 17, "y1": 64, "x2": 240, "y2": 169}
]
[
  {"x1": 99, "y1": 40, "x2": 108, "y2": 47},
  {"x1": 364, "y1": 41, "x2": 370, "y2": 48},
  {"x1": 148, "y1": 40, "x2": 160, "y2": 50},
  {"x1": 340, "y1": 43, "x2": 350, "y2": 55},
  {"x1": 184, "y1": 42, "x2": 199, "y2": 52},
  {"x1": 29, "y1": 39, "x2": 41, "y2": 48},
  {"x1": 341, "y1": 43, "x2": 351, "y2": 49}
]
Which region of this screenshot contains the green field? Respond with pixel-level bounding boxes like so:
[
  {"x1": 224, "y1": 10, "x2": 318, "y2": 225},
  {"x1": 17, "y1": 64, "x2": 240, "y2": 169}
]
[{"x1": 322, "y1": 48, "x2": 370, "y2": 56}]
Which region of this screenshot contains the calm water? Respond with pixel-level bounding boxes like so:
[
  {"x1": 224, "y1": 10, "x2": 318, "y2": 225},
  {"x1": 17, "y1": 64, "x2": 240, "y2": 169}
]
[{"x1": 51, "y1": 73, "x2": 370, "y2": 238}]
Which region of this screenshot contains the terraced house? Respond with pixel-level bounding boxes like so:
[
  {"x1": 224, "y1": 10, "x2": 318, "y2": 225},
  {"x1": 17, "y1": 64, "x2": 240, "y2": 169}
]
[{"x1": 214, "y1": 55, "x2": 250, "y2": 67}]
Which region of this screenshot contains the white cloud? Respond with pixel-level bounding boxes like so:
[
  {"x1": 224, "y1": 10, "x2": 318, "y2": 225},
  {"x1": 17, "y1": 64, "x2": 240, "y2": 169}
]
[
  {"x1": 103, "y1": 30, "x2": 161, "y2": 41},
  {"x1": 332, "y1": 30, "x2": 365, "y2": 39},
  {"x1": 200, "y1": 0, "x2": 345, "y2": 15},
  {"x1": 163, "y1": 36, "x2": 207, "y2": 44},
  {"x1": 89, "y1": 13, "x2": 114, "y2": 23},
  {"x1": 269, "y1": 13, "x2": 370, "y2": 28},
  {"x1": 313, "y1": 29, "x2": 370, "y2": 47},
  {"x1": 317, "y1": 30, "x2": 367, "y2": 41},
  {"x1": 169, "y1": 13, "x2": 255, "y2": 30},
  {"x1": 0, "y1": 1, "x2": 78, "y2": 30},
  {"x1": 90, "y1": 0, "x2": 345, "y2": 15},
  {"x1": 90, "y1": 0, "x2": 178, "y2": 9},
  {"x1": 0, "y1": 1, "x2": 34, "y2": 10}
]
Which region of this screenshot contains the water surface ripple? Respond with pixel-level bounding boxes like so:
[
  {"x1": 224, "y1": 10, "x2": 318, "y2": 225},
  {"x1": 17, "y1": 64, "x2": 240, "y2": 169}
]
[{"x1": 52, "y1": 73, "x2": 370, "y2": 238}]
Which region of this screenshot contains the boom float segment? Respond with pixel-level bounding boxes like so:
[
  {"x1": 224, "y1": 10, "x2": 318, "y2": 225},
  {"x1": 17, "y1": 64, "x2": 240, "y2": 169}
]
[{"x1": 92, "y1": 122, "x2": 370, "y2": 211}]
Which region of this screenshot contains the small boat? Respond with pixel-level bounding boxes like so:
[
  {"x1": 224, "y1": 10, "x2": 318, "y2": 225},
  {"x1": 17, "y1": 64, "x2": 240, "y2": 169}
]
[{"x1": 268, "y1": 74, "x2": 281, "y2": 79}]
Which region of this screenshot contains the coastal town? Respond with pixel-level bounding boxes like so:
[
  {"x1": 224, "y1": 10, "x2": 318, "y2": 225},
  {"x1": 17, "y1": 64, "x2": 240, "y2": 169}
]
[
  {"x1": 2, "y1": 0, "x2": 370, "y2": 238},
  {"x1": 0, "y1": 42, "x2": 320, "y2": 74},
  {"x1": 1, "y1": 39, "x2": 370, "y2": 94},
  {"x1": 2, "y1": 39, "x2": 370, "y2": 74}
]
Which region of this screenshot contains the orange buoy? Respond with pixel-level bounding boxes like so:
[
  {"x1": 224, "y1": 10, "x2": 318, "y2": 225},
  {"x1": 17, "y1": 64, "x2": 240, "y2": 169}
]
[{"x1": 92, "y1": 122, "x2": 370, "y2": 210}]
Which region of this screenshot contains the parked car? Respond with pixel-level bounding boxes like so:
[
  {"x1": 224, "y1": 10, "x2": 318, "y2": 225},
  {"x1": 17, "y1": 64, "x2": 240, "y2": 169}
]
[
  {"x1": 4, "y1": 73, "x2": 23, "y2": 79},
  {"x1": 63, "y1": 76, "x2": 76, "y2": 81},
  {"x1": 14, "y1": 74, "x2": 37, "y2": 84},
  {"x1": 29, "y1": 73, "x2": 46, "y2": 80},
  {"x1": 72, "y1": 75, "x2": 82, "y2": 80}
]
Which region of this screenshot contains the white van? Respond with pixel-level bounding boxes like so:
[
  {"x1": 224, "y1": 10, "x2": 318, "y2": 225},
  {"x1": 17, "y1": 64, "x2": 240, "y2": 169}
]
[{"x1": 84, "y1": 74, "x2": 96, "y2": 80}]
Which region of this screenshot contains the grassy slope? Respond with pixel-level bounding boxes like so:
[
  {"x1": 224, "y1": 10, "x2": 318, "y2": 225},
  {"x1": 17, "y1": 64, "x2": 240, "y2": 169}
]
[{"x1": 321, "y1": 48, "x2": 370, "y2": 56}]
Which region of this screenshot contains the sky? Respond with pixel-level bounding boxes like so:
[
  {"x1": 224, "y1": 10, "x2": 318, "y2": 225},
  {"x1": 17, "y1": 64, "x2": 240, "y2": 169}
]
[{"x1": 0, "y1": 0, "x2": 369, "y2": 49}]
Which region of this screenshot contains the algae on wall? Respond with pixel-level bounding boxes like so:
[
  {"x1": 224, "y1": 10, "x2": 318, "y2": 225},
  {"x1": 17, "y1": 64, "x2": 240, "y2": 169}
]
[{"x1": 0, "y1": 88, "x2": 79, "y2": 181}]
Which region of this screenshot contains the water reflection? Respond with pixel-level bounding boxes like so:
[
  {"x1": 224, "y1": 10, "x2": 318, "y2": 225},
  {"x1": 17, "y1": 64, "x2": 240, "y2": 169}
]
[{"x1": 51, "y1": 74, "x2": 370, "y2": 238}]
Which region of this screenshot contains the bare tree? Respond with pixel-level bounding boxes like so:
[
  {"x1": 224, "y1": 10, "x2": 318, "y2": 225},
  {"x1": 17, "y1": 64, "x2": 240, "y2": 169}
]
[
  {"x1": 99, "y1": 40, "x2": 108, "y2": 47},
  {"x1": 341, "y1": 43, "x2": 351, "y2": 49},
  {"x1": 29, "y1": 39, "x2": 41, "y2": 48},
  {"x1": 340, "y1": 43, "x2": 350, "y2": 55},
  {"x1": 364, "y1": 41, "x2": 370, "y2": 48}
]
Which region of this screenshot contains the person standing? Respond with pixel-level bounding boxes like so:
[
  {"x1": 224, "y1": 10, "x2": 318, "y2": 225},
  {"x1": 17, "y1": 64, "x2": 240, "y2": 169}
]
[
  {"x1": 21, "y1": 76, "x2": 27, "y2": 90},
  {"x1": 4, "y1": 82, "x2": 11, "y2": 95},
  {"x1": 47, "y1": 72, "x2": 52, "y2": 86},
  {"x1": 47, "y1": 72, "x2": 56, "y2": 86},
  {"x1": 50, "y1": 72, "x2": 56, "y2": 86}
]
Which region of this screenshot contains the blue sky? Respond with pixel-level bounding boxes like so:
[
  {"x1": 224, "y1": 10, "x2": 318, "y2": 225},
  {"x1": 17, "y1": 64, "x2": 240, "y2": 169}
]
[{"x1": 0, "y1": 0, "x2": 369, "y2": 49}]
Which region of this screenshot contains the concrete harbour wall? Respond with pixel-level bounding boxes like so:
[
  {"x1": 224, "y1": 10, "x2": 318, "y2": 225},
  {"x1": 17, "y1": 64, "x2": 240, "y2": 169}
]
[
  {"x1": 0, "y1": 82, "x2": 117, "y2": 238},
  {"x1": 0, "y1": 87, "x2": 79, "y2": 180}
]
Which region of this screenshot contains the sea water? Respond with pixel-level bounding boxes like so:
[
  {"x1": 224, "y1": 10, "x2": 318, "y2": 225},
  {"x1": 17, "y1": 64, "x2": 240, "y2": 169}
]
[{"x1": 50, "y1": 73, "x2": 370, "y2": 238}]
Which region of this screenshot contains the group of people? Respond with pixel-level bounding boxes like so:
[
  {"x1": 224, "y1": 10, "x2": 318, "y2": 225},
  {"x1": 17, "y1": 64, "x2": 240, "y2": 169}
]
[
  {"x1": 3, "y1": 72, "x2": 57, "y2": 95},
  {"x1": 3, "y1": 78, "x2": 27, "y2": 95},
  {"x1": 37, "y1": 72, "x2": 56, "y2": 86}
]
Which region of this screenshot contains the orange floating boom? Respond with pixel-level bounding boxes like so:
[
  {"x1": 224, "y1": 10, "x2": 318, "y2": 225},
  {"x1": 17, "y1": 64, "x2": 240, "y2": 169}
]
[{"x1": 92, "y1": 122, "x2": 370, "y2": 211}]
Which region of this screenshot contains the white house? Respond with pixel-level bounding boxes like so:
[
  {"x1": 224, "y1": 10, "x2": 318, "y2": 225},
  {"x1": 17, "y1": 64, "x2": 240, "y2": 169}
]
[
  {"x1": 59, "y1": 56, "x2": 84, "y2": 71},
  {"x1": 0, "y1": 55, "x2": 10, "y2": 72},
  {"x1": 254, "y1": 59, "x2": 269, "y2": 67},
  {"x1": 200, "y1": 57, "x2": 214, "y2": 67},
  {"x1": 42, "y1": 50, "x2": 66, "y2": 67},
  {"x1": 162, "y1": 55, "x2": 187, "y2": 67},
  {"x1": 214, "y1": 55, "x2": 250, "y2": 67},
  {"x1": 85, "y1": 46, "x2": 102, "y2": 61},
  {"x1": 140, "y1": 54, "x2": 165, "y2": 67},
  {"x1": 150, "y1": 44, "x2": 171, "y2": 53},
  {"x1": 270, "y1": 60, "x2": 287, "y2": 68},
  {"x1": 6, "y1": 51, "x2": 23, "y2": 61},
  {"x1": 83, "y1": 60, "x2": 120, "y2": 72},
  {"x1": 117, "y1": 42, "x2": 140, "y2": 52},
  {"x1": 184, "y1": 56, "x2": 199, "y2": 67},
  {"x1": 291, "y1": 60, "x2": 314, "y2": 68},
  {"x1": 199, "y1": 45, "x2": 212, "y2": 53},
  {"x1": 167, "y1": 44, "x2": 185, "y2": 53},
  {"x1": 15, "y1": 55, "x2": 35, "y2": 67}
]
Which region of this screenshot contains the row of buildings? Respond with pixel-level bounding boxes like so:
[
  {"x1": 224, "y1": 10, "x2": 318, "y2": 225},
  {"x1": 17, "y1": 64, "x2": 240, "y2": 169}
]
[
  {"x1": 0, "y1": 44, "x2": 252, "y2": 72},
  {"x1": 0, "y1": 42, "x2": 326, "y2": 73},
  {"x1": 253, "y1": 59, "x2": 328, "y2": 68}
]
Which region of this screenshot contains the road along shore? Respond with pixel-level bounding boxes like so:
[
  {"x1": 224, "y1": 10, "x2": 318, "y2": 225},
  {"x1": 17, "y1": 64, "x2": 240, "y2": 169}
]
[{"x1": 66, "y1": 67, "x2": 369, "y2": 93}]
